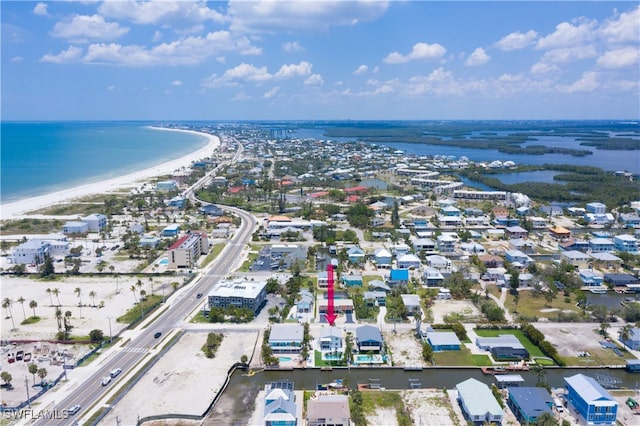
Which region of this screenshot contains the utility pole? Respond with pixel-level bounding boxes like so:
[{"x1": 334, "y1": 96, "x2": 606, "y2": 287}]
[
  {"x1": 107, "y1": 316, "x2": 112, "y2": 344},
  {"x1": 25, "y1": 375, "x2": 31, "y2": 409}
]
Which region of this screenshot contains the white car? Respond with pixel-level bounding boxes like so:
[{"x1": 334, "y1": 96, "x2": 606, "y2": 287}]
[
  {"x1": 110, "y1": 368, "x2": 122, "y2": 378},
  {"x1": 101, "y1": 376, "x2": 111, "y2": 386},
  {"x1": 67, "y1": 405, "x2": 81, "y2": 415}
]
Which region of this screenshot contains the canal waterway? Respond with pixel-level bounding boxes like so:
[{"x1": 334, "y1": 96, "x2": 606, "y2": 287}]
[{"x1": 210, "y1": 366, "x2": 640, "y2": 425}]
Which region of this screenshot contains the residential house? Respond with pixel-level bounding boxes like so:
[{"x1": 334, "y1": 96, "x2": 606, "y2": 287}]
[
  {"x1": 373, "y1": 248, "x2": 392, "y2": 268},
  {"x1": 128, "y1": 223, "x2": 145, "y2": 234},
  {"x1": 517, "y1": 273, "x2": 535, "y2": 288},
  {"x1": 318, "y1": 327, "x2": 343, "y2": 353},
  {"x1": 387, "y1": 269, "x2": 409, "y2": 287},
  {"x1": 400, "y1": 294, "x2": 421, "y2": 315},
  {"x1": 439, "y1": 215, "x2": 463, "y2": 228},
  {"x1": 200, "y1": 204, "x2": 224, "y2": 217},
  {"x1": 426, "y1": 255, "x2": 452, "y2": 271},
  {"x1": 528, "y1": 217, "x2": 548, "y2": 228},
  {"x1": 476, "y1": 335, "x2": 529, "y2": 360},
  {"x1": 507, "y1": 387, "x2": 553, "y2": 425},
  {"x1": 590, "y1": 238, "x2": 615, "y2": 253},
  {"x1": 579, "y1": 269, "x2": 605, "y2": 288},
  {"x1": 460, "y1": 242, "x2": 485, "y2": 254},
  {"x1": 306, "y1": 395, "x2": 350, "y2": 426},
  {"x1": 620, "y1": 328, "x2": 640, "y2": 351},
  {"x1": 161, "y1": 224, "x2": 180, "y2": 237},
  {"x1": 167, "y1": 232, "x2": 209, "y2": 269},
  {"x1": 505, "y1": 226, "x2": 528, "y2": 240},
  {"x1": 586, "y1": 202, "x2": 607, "y2": 214},
  {"x1": 296, "y1": 290, "x2": 314, "y2": 316},
  {"x1": 484, "y1": 268, "x2": 508, "y2": 285},
  {"x1": 62, "y1": 221, "x2": 89, "y2": 235},
  {"x1": 207, "y1": 278, "x2": 267, "y2": 315},
  {"x1": 436, "y1": 235, "x2": 457, "y2": 253},
  {"x1": 347, "y1": 246, "x2": 366, "y2": 264},
  {"x1": 504, "y1": 250, "x2": 534, "y2": 268},
  {"x1": 592, "y1": 253, "x2": 623, "y2": 270},
  {"x1": 509, "y1": 239, "x2": 536, "y2": 254},
  {"x1": 270, "y1": 244, "x2": 308, "y2": 267},
  {"x1": 355, "y1": 325, "x2": 383, "y2": 353},
  {"x1": 423, "y1": 267, "x2": 445, "y2": 287},
  {"x1": 367, "y1": 280, "x2": 391, "y2": 292},
  {"x1": 397, "y1": 254, "x2": 422, "y2": 269},
  {"x1": 269, "y1": 324, "x2": 304, "y2": 353},
  {"x1": 317, "y1": 271, "x2": 329, "y2": 289},
  {"x1": 427, "y1": 331, "x2": 461, "y2": 351},
  {"x1": 478, "y1": 254, "x2": 504, "y2": 268},
  {"x1": 564, "y1": 374, "x2": 617, "y2": 425},
  {"x1": 437, "y1": 288, "x2": 452, "y2": 300},
  {"x1": 455, "y1": 378, "x2": 503, "y2": 425},
  {"x1": 167, "y1": 196, "x2": 186, "y2": 208},
  {"x1": 413, "y1": 238, "x2": 436, "y2": 252},
  {"x1": 560, "y1": 250, "x2": 592, "y2": 269},
  {"x1": 139, "y1": 235, "x2": 161, "y2": 248},
  {"x1": 262, "y1": 382, "x2": 298, "y2": 426},
  {"x1": 618, "y1": 213, "x2": 640, "y2": 229},
  {"x1": 81, "y1": 213, "x2": 108, "y2": 232},
  {"x1": 155, "y1": 180, "x2": 178, "y2": 192},
  {"x1": 392, "y1": 243, "x2": 410, "y2": 257},
  {"x1": 11, "y1": 240, "x2": 51, "y2": 265},
  {"x1": 613, "y1": 234, "x2": 638, "y2": 254},
  {"x1": 584, "y1": 213, "x2": 615, "y2": 225},
  {"x1": 441, "y1": 205, "x2": 461, "y2": 216},
  {"x1": 549, "y1": 226, "x2": 572, "y2": 242},
  {"x1": 341, "y1": 274, "x2": 363, "y2": 288},
  {"x1": 560, "y1": 239, "x2": 590, "y2": 252},
  {"x1": 363, "y1": 291, "x2": 386, "y2": 307}
]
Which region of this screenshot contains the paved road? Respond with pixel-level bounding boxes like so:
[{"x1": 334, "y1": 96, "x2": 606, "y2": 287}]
[{"x1": 32, "y1": 204, "x2": 256, "y2": 426}]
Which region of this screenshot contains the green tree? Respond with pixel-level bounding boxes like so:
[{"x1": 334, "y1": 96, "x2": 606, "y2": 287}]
[
  {"x1": 0, "y1": 371, "x2": 12, "y2": 387},
  {"x1": 619, "y1": 324, "x2": 633, "y2": 349},
  {"x1": 46, "y1": 288, "x2": 53, "y2": 306},
  {"x1": 28, "y1": 363, "x2": 38, "y2": 385},
  {"x1": 536, "y1": 412, "x2": 559, "y2": 426},
  {"x1": 89, "y1": 329, "x2": 104, "y2": 341},
  {"x1": 599, "y1": 322, "x2": 610, "y2": 337},
  {"x1": 422, "y1": 342, "x2": 434, "y2": 363},
  {"x1": 2, "y1": 298, "x2": 16, "y2": 331},
  {"x1": 52, "y1": 288, "x2": 61, "y2": 306},
  {"x1": 29, "y1": 300, "x2": 38, "y2": 317},
  {"x1": 40, "y1": 255, "x2": 55, "y2": 277},
  {"x1": 37, "y1": 367, "x2": 48, "y2": 384}
]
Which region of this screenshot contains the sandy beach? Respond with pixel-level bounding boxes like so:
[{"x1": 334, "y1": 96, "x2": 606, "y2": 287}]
[{"x1": 0, "y1": 127, "x2": 220, "y2": 221}]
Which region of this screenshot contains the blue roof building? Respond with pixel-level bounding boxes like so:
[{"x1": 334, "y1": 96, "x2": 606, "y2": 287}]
[
  {"x1": 427, "y1": 331, "x2": 461, "y2": 351},
  {"x1": 564, "y1": 374, "x2": 617, "y2": 425},
  {"x1": 507, "y1": 387, "x2": 553, "y2": 424},
  {"x1": 388, "y1": 269, "x2": 409, "y2": 286}
]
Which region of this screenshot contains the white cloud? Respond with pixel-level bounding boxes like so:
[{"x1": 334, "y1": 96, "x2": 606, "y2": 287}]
[
  {"x1": 99, "y1": 0, "x2": 226, "y2": 25},
  {"x1": 275, "y1": 61, "x2": 312, "y2": 78},
  {"x1": 540, "y1": 45, "x2": 597, "y2": 63},
  {"x1": 557, "y1": 71, "x2": 599, "y2": 93},
  {"x1": 599, "y1": 6, "x2": 640, "y2": 44},
  {"x1": 51, "y1": 15, "x2": 129, "y2": 42},
  {"x1": 536, "y1": 19, "x2": 596, "y2": 50},
  {"x1": 216, "y1": 56, "x2": 226, "y2": 64},
  {"x1": 494, "y1": 30, "x2": 537, "y2": 51},
  {"x1": 201, "y1": 63, "x2": 272, "y2": 88},
  {"x1": 263, "y1": 87, "x2": 280, "y2": 98},
  {"x1": 596, "y1": 46, "x2": 640, "y2": 69},
  {"x1": 530, "y1": 61, "x2": 560, "y2": 75},
  {"x1": 383, "y1": 42, "x2": 446, "y2": 64},
  {"x1": 10, "y1": 56, "x2": 23, "y2": 63},
  {"x1": 152, "y1": 31, "x2": 163, "y2": 42},
  {"x1": 40, "y1": 45, "x2": 84, "y2": 63},
  {"x1": 372, "y1": 66, "x2": 379, "y2": 74},
  {"x1": 107, "y1": 85, "x2": 116, "y2": 91},
  {"x1": 228, "y1": 0, "x2": 389, "y2": 33},
  {"x1": 282, "y1": 41, "x2": 304, "y2": 53},
  {"x1": 48, "y1": 31, "x2": 262, "y2": 66},
  {"x1": 171, "y1": 80, "x2": 183, "y2": 86},
  {"x1": 33, "y1": 3, "x2": 49, "y2": 17},
  {"x1": 304, "y1": 74, "x2": 323, "y2": 85},
  {"x1": 353, "y1": 65, "x2": 368, "y2": 75},
  {"x1": 465, "y1": 47, "x2": 490, "y2": 66}
]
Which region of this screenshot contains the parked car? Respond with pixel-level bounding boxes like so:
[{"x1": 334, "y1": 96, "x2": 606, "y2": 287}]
[
  {"x1": 68, "y1": 405, "x2": 81, "y2": 415},
  {"x1": 196, "y1": 293, "x2": 203, "y2": 299},
  {"x1": 110, "y1": 368, "x2": 122, "y2": 378},
  {"x1": 154, "y1": 332, "x2": 162, "y2": 338},
  {"x1": 101, "y1": 376, "x2": 111, "y2": 386}
]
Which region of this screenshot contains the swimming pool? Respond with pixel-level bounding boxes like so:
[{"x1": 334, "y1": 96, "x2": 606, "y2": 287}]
[
  {"x1": 278, "y1": 356, "x2": 292, "y2": 363},
  {"x1": 157, "y1": 258, "x2": 169, "y2": 265},
  {"x1": 354, "y1": 354, "x2": 385, "y2": 364}
]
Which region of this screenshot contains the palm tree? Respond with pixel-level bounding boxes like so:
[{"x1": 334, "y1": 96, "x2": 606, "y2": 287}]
[
  {"x1": 28, "y1": 363, "x2": 38, "y2": 385},
  {"x1": 2, "y1": 298, "x2": 16, "y2": 331},
  {"x1": 29, "y1": 300, "x2": 37, "y2": 317},
  {"x1": 619, "y1": 325, "x2": 633, "y2": 349},
  {"x1": 536, "y1": 411, "x2": 559, "y2": 426},
  {"x1": 74, "y1": 287, "x2": 83, "y2": 318},
  {"x1": 17, "y1": 296, "x2": 27, "y2": 321},
  {"x1": 115, "y1": 273, "x2": 120, "y2": 294},
  {"x1": 55, "y1": 307, "x2": 63, "y2": 331},
  {"x1": 130, "y1": 285, "x2": 138, "y2": 303},
  {"x1": 52, "y1": 288, "x2": 61, "y2": 306},
  {"x1": 600, "y1": 322, "x2": 610, "y2": 337},
  {"x1": 149, "y1": 277, "x2": 154, "y2": 295},
  {"x1": 89, "y1": 291, "x2": 97, "y2": 307},
  {"x1": 37, "y1": 367, "x2": 48, "y2": 385},
  {"x1": 46, "y1": 288, "x2": 53, "y2": 306}
]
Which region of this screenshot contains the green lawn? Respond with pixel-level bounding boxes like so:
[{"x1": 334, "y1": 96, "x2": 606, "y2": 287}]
[
  {"x1": 239, "y1": 252, "x2": 259, "y2": 272},
  {"x1": 314, "y1": 350, "x2": 345, "y2": 367},
  {"x1": 116, "y1": 295, "x2": 163, "y2": 324},
  {"x1": 361, "y1": 391, "x2": 412, "y2": 426},
  {"x1": 563, "y1": 345, "x2": 635, "y2": 367},
  {"x1": 502, "y1": 290, "x2": 583, "y2": 320},
  {"x1": 474, "y1": 329, "x2": 546, "y2": 358},
  {"x1": 433, "y1": 345, "x2": 492, "y2": 366}
]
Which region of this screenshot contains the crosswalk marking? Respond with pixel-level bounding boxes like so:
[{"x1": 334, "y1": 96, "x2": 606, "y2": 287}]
[{"x1": 121, "y1": 346, "x2": 148, "y2": 353}]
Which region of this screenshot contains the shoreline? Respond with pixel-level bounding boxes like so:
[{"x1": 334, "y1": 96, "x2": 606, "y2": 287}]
[{"x1": 0, "y1": 127, "x2": 220, "y2": 221}]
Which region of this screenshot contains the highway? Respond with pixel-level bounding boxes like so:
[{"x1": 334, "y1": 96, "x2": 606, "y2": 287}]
[{"x1": 34, "y1": 205, "x2": 255, "y2": 426}]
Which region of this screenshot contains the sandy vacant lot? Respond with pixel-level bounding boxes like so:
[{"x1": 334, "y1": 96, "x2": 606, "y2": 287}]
[
  {"x1": 100, "y1": 330, "x2": 259, "y2": 425},
  {"x1": 431, "y1": 300, "x2": 481, "y2": 324},
  {"x1": 533, "y1": 322, "x2": 604, "y2": 356},
  {"x1": 383, "y1": 330, "x2": 424, "y2": 367},
  {"x1": 366, "y1": 389, "x2": 465, "y2": 426},
  {"x1": 1, "y1": 275, "x2": 184, "y2": 342}
]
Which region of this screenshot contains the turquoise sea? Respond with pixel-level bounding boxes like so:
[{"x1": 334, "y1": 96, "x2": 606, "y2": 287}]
[{"x1": 0, "y1": 122, "x2": 208, "y2": 203}]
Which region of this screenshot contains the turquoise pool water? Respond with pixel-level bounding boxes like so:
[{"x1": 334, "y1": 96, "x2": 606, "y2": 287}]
[
  {"x1": 158, "y1": 258, "x2": 168, "y2": 265},
  {"x1": 279, "y1": 356, "x2": 292, "y2": 362}
]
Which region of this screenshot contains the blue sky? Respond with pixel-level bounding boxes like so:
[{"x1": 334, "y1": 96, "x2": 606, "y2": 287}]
[{"x1": 2, "y1": 1, "x2": 639, "y2": 120}]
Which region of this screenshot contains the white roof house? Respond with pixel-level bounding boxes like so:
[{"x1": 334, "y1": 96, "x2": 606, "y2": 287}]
[{"x1": 456, "y1": 378, "x2": 503, "y2": 424}]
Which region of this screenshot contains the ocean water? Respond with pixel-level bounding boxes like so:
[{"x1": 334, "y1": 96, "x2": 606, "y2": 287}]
[{"x1": 0, "y1": 122, "x2": 208, "y2": 203}]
